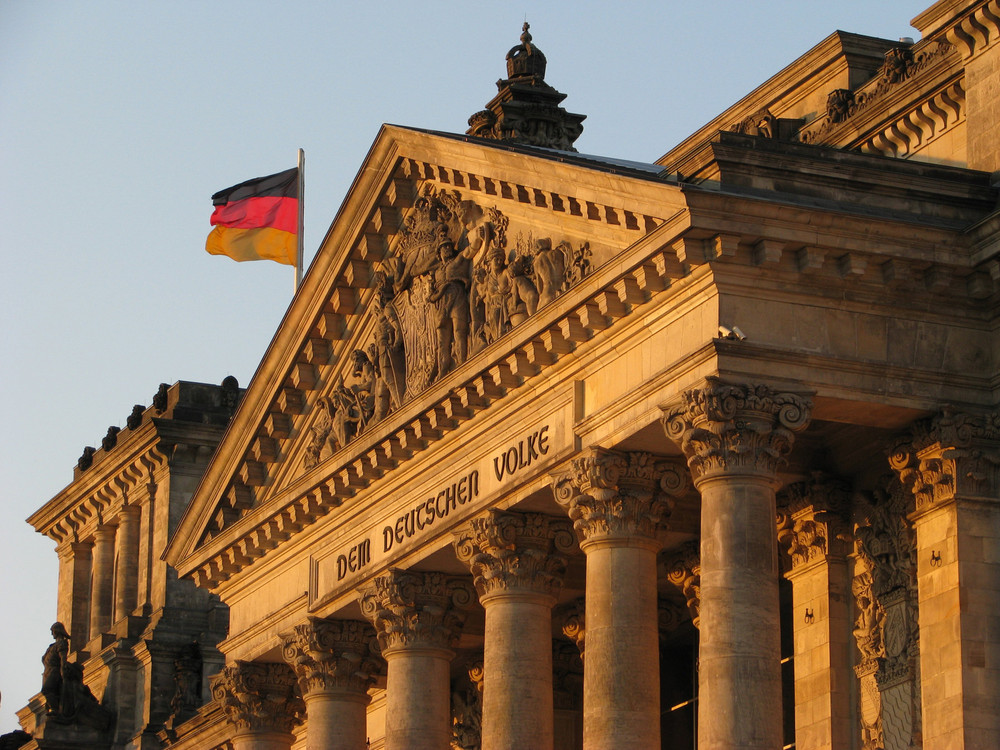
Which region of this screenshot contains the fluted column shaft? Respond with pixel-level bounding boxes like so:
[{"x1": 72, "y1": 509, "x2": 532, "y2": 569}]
[
  {"x1": 455, "y1": 510, "x2": 575, "y2": 750},
  {"x1": 553, "y1": 450, "x2": 684, "y2": 750},
  {"x1": 89, "y1": 524, "x2": 116, "y2": 637},
  {"x1": 360, "y1": 569, "x2": 473, "y2": 750},
  {"x1": 114, "y1": 504, "x2": 140, "y2": 622},
  {"x1": 663, "y1": 378, "x2": 811, "y2": 750},
  {"x1": 282, "y1": 618, "x2": 380, "y2": 750}
]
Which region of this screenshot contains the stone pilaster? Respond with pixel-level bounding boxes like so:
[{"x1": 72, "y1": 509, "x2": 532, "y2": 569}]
[
  {"x1": 89, "y1": 524, "x2": 116, "y2": 638},
  {"x1": 890, "y1": 409, "x2": 1000, "y2": 750},
  {"x1": 114, "y1": 503, "x2": 141, "y2": 623},
  {"x1": 211, "y1": 661, "x2": 304, "y2": 750},
  {"x1": 359, "y1": 569, "x2": 473, "y2": 750},
  {"x1": 281, "y1": 618, "x2": 381, "y2": 750},
  {"x1": 57, "y1": 540, "x2": 93, "y2": 650},
  {"x1": 454, "y1": 510, "x2": 575, "y2": 750},
  {"x1": 777, "y1": 475, "x2": 852, "y2": 750},
  {"x1": 662, "y1": 378, "x2": 811, "y2": 750},
  {"x1": 551, "y1": 449, "x2": 685, "y2": 750}
]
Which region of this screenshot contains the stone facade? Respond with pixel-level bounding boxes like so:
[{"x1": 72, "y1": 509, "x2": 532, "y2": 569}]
[{"x1": 18, "y1": 2, "x2": 1000, "y2": 749}]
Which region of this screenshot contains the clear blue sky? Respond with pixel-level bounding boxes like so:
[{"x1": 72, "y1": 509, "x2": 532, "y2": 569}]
[{"x1": 0, "y1": 0, "x2": 929, "y2": 732}]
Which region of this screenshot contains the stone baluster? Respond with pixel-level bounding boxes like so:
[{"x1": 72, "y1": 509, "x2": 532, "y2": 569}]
[
  {"x1": 211, "y1": 661, "x2": 304, "y2": 750},
  {"x1": 113, "y1": 503, "x2": 141, "y2": 622},
  {"x1": 551, "y1": 449, "x2": 685, "y2": 750},
  {"x1": 776, "y1": 475, "x2": 852, "y2": 750},
  {"x1": 281, "y1": 618, "x2": 381, "y2": 750},
  {"x1": 454, "y1": 510, "x2": 575, "y2": 750},
  {"x1": 360, "y1": 569, "x2": 473, "y2": 750},
  {"x1": 662, "y1": 378, "x2": 812, "y2": 750},
  {"x1": 89, "y1": 524, "x2": 116, "y2": 639},
  {"x1": 890, "y1": 409, "x2": 1000, "y2": 750}
]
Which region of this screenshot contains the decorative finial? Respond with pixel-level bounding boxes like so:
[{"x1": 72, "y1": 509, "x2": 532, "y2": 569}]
[{"x1": 521, "y1": 22, "x2": 532, "y2": 53}]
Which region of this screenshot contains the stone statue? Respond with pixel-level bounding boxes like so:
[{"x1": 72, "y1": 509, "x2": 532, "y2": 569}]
[
  {"x1": 372, "y1": 273, "x2": 406, "y2": 412},
  {"x1": 167, "y1": 642, "x2": 202, "y2": 725},
  {"x1": 40, "y1": 622, "x2": 112, "y2": 729},
  {"x1": 427, "y1": 238, "x2": 472, "y2": 377}
]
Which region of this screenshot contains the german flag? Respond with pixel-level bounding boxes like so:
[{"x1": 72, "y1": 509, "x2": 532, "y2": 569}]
[{"x1": 206, "y1": 167, "x2": 298, "y2": 265}]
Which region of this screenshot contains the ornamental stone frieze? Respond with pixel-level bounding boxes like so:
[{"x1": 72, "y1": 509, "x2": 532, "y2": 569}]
[
  {"x1": 776, "y1": 473, "x2": 851, "y2": 571},
  {"x1": 661, "y1": 541, "x2": 701, "y2": 628},
  {"x1": 280, "y1": 617, "x2": 381, "y2": 697},
  {"x1": 661, "y1": 378, "x2": 812, "y2": 486},
  {"x1": 210, "y1": 660, "x2": 304, "y2": 736},
  {"x1": 851, "y1": 482, "x2": 920, "y2": 750},
  {"x1": 453, "y1": 510, "x2": 575, "y2": 602},
  {"x1": 551, "y1": 449, "x2": 686, "y2": 547},
  {"x1": 889, "y1": 408, "x2": 1000, "y2": 514},
  {"x1": 359, "y1": 569, "x2": 475, "y2": 653}
]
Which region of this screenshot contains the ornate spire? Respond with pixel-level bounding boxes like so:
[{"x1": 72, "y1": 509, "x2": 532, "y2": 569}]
[{"x1": 467, "y1": 23, "x2": 586, "y2": 151}]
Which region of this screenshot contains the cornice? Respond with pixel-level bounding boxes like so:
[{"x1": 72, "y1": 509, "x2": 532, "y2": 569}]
[{"x1": 27, "y1": 423, "x2": 170, "y2": 545}]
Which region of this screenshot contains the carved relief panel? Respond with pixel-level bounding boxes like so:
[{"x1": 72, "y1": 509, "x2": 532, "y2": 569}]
[{"x1": 305, "y1": 184, "x2": 593, "y2": 467}]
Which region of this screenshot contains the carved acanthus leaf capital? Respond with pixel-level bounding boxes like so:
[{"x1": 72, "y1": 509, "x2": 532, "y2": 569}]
[
  {"x1": 551, "y1": 449, "x2": 685, "y2": 547},
  {"x1": 777, "y1": 473, "x2": 851, "y2": 570},
  {"x1": 281, "y1": 617, "x2": 381, "y2": 697},
  {"x1": 889, "y1": 408, "x2": 1000, "y2": 512},
  {"x1": 454, "y1": 510, "x2": 575, "y2": 601},
  {"x1": 661, "y1": 541, "x2": 701, "y2": 628},
  {"x1": 661, "y1": 378, "x2": 812, "y2": 486},
  {"x1": 210, "y1": 661, "x2": 304, "y2": 736},
  {"x1": 554, "y1": 597, "x2": 586, "y2": 656},
  {"x1": 359, "y1": 569, "x2": 474, "y2": 653}
]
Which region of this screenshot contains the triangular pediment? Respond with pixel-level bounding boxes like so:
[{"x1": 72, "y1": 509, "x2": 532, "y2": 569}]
[{"x1": 165, "y1": 125, "x2": 690, "y2": 584}]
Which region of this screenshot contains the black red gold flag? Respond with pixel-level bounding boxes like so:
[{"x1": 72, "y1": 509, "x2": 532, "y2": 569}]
[{"x1": 206, "y1": 167, "x2": 298, "y2": 265}]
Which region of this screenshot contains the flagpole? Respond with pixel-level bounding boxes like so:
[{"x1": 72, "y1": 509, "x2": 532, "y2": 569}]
[{"x1": 295, "y1": 148, "x2": 305, "y2": 292}]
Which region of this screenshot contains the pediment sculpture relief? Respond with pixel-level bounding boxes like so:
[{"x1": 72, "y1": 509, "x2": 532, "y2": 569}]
[{"x1": 304, "y1": 186, "x2": 591, "y2": 468}]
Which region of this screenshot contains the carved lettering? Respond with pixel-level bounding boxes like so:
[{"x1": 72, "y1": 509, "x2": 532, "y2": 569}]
[{"x1": 493, "y1": 425, "x2": 551, "y2": 481}]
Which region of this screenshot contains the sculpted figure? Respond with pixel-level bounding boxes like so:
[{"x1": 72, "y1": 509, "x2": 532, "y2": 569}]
[
  {"x1": 532, "y1": 238, "x2": 570, "y2": 308},
  {"x1": 505, "y1": 252, "x2": 538, "y2": 325},
  {"x1": 350, "y1": 349, "x2": 377, "y2": 429},
  {"x1": 41, "y1": 623, "x2": 70, "y2": 715},
  {"x1": 481, "y1": 246, "x2": 511, "y2": 344},
  {"x1": 371, "y1": 273, "x2": 406, "y2": 411},
  {"x1": 40, "y1": 622, "x2": 111, "y2": 729},
  {"x1": 427, "y1": 238, "x2": 472, "y2": 377}
]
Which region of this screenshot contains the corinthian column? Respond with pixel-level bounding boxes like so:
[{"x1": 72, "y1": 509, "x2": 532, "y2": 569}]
[
  {"x1": 662, "y1": 378, "x2": 811, "y2": 750},
  {"x1": 282, "y1": 618, "x2": 381, "y2": 750},
  {"x1": 551, "y1": 450, "x2": 685, "y2": 750},
  {"x1": 359, "y1": 569, "x2": 473, "y2": 750},
  {"x1": 211, "y1": 661, "x2": 304, "y2": 750},
  {"x1": 454, "y1": 510, "x2": 575, "y2": 750}
]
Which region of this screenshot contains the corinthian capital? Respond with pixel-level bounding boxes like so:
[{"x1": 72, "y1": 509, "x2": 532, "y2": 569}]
[
  {"x1": 210, "y1": 661, "x2": 304, "y2": 736},
  {"x1": 661, "y1": 378, "x2": 812, "y2": 486},
  {"x1": 777, "y1": 474, "x2": 851, "y2": 570},
  {"x1": 661, "y1": 541, "x2": 701, "y2": 628},
  {"x1": 454, "y1": 510, "x2": 575, "y2": 602},
  {"x1": 889, "y1": 408, "x2": 1000, "y2": 512},
  {"x1": 281, "y1": 617, "x2": 381, "y2": 697},
  {"x1": 551, "y1": 448, "x2": 686, "y2": 547},
  {"x1": 359, "y1": 569, "x2": 474, "y2": 653}
]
